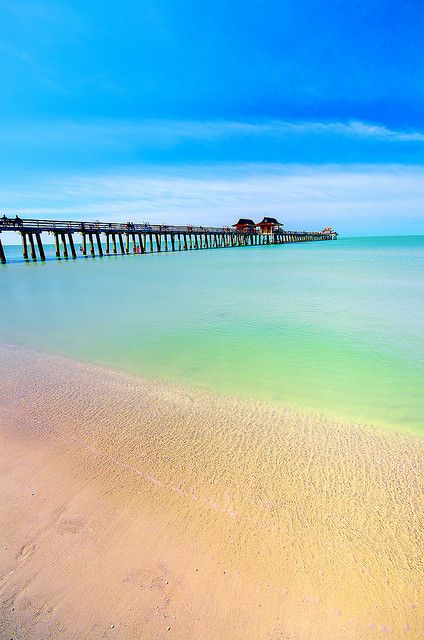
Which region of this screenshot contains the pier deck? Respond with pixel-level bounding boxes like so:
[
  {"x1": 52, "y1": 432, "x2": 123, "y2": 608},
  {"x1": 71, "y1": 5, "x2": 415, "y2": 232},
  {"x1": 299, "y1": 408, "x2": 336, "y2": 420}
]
[{"x1": 0, "y1": 218, "x2": 337, "y2": 264}]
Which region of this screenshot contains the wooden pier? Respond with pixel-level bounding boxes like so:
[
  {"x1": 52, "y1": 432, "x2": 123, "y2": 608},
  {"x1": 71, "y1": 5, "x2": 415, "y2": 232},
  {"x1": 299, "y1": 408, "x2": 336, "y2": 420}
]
[{"x1": 0, "y1": 218, "x2": 337, "y2": 264}]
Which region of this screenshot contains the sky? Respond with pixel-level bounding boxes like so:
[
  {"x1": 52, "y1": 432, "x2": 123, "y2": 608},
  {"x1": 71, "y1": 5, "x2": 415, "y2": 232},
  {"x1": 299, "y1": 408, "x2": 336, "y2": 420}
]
[{"x1": 0, "y1": 0, "x2": 423, "y2": 238}]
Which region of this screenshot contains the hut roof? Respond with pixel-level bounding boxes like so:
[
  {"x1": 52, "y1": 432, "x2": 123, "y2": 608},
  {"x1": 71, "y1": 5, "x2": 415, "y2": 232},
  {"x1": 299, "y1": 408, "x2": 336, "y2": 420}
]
[
  {"x1": 232, "y1": 218, "x2": 256, "y2": 226},
  {"x1": 257, "y1": 216, "x2": 282, "y2": 225}
]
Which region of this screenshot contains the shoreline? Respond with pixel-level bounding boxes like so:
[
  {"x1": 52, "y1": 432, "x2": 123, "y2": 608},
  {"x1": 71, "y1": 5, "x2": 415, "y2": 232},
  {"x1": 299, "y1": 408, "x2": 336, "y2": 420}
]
[
  {"x1": 0, "y1": 343, "x2": 422, "y2": 639},
  {"x1": 2, "y1": 338, "x2": 422, "y2": 439}
]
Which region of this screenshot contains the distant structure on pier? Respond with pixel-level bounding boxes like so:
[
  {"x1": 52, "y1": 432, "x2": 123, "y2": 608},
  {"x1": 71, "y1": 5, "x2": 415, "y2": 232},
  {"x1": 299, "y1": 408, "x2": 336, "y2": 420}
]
[
  {"x1": 321, "y1": 226, "x2": 338, "y2": 236},
  {"x1": 232, "y1": 218, "x2": 257, "y2": 233},
  {"x1": 233, "y1": 216, "x2": 283, "y2": 236},
  {"x1": 256, "y1": 217, "x2": 283, "y2": 235}
]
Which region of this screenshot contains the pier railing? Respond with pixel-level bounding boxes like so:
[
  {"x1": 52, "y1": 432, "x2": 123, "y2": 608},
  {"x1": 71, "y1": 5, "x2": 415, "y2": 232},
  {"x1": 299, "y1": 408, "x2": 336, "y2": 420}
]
[
  {"x1": 0, "y1": 217, "x2": 337, "y2": 264},
  {"x1": 0, "y1": 218, "x2": 237, "y2": 234}
]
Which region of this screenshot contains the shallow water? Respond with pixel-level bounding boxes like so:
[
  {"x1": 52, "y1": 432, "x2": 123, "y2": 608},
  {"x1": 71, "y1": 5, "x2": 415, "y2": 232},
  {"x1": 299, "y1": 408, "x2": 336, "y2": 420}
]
[
  {"x1": 1, "y1": 345, "x2": 423, "y2": 640},
  {"x1": 1, "y1": 236, "x2": 423, "y2": 433}
]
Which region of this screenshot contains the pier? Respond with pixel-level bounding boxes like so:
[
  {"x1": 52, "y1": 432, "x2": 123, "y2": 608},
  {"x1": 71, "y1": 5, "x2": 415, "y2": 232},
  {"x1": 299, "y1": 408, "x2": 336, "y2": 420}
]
[{"x1": 0, "y1": 218, "x2": 337, "y2": 264}]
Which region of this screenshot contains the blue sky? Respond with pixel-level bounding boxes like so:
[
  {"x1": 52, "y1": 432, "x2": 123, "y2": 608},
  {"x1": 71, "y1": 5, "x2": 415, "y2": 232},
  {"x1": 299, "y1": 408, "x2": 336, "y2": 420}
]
[{"x1": 1, "y1": 0, "x2": 423, "y2": 237}]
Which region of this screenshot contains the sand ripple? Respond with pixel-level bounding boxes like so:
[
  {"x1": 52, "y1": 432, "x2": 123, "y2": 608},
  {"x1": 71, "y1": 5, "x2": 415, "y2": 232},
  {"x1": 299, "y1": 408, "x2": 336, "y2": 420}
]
[{"x1": 0, "y1": 344, "x2": 422, "y2": 639}]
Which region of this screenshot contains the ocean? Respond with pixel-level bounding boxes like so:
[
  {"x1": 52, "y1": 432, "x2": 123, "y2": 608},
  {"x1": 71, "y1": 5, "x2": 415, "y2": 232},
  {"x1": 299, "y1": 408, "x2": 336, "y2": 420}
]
[
  {"x1": 1, "y1": 235, "x2": 423, "y2": 434},
  {"x1": 1, "y1": 235, "x2": 423, "y2": 639}
]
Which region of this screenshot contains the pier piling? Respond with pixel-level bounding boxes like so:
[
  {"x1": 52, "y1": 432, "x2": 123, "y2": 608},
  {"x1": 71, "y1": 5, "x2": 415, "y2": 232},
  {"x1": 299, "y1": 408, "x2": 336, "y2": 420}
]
[
  {"x1": 68, "y1": 233, "x2": 77, "y2": 259},
  {"x1": 95, "y1": 233, "x2": 103, "y2": 256},
  {"x1": 60, "y1": 233, "x2": 69, "y2": 259},
  {"x1": 21, "y1": 232, "x2": 29, "y2": 260},
  {"x1": 0, "y1": 236, "x2": 6, "y2": 264},
  {"x1": 35, "y1": 233, "x2": 46, "y2": 261}
]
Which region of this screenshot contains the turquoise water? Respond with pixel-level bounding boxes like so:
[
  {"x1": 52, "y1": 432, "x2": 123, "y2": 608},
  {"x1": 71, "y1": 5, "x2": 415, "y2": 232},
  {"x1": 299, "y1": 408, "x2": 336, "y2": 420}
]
[{"x1": 1, "y1": 236, "x2": 423, "y2": 434}]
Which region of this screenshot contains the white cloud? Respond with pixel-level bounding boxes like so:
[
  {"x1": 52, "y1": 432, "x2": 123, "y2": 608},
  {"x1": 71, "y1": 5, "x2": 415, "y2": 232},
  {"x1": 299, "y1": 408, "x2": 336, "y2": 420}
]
[
  {"x1": 1, "y1": 118, "x2": 424, "y2": 147},
  {"x1": 1, "y1": 164, "x2": 423, "y2": 242}
]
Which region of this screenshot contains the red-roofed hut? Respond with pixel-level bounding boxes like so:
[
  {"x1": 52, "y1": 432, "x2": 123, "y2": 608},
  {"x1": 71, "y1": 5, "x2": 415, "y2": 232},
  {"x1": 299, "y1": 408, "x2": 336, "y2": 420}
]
[
  {"x1": 256, "y1": 216, "x2": 283, "y2": 235},
  {"x1": 232, "y1": 218, "x2": 256, "y2": 233}
]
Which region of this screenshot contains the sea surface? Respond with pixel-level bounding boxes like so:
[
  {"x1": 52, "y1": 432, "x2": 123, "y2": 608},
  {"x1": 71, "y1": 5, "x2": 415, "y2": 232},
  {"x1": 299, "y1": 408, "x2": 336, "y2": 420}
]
[{"x1": 1, "y1": 235, "x2": 423, "y2": 434}]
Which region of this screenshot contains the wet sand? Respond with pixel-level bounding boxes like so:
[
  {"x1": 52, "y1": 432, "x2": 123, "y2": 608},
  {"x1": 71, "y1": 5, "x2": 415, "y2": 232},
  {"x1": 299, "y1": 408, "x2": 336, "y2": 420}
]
[{"x1": 0, "y1": 343, "x2": 422, "y2": 639}]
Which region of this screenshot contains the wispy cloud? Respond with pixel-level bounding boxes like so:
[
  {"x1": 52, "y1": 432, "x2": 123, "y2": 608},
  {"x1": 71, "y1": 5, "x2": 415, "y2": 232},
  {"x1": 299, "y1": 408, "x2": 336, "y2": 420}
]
[
  {"x1": 1, "y1": 164, "x2": 423, "y2": 239},
  {"x1": 2, "y1": 118, "x2": 424, "y2": 147}
]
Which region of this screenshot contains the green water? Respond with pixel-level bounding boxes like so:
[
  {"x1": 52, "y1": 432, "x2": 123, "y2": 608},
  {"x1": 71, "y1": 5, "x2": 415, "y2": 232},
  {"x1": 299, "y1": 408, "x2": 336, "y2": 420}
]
[{"x1": 1, "y1": 236, "x2": 423, "y2": 434}]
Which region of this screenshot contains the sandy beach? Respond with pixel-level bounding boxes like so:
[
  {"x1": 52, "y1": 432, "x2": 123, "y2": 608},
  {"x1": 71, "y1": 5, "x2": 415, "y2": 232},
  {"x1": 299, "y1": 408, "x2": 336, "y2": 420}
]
[{"x1": 0, "y1": 343, "x2": 422, "y2": 639}]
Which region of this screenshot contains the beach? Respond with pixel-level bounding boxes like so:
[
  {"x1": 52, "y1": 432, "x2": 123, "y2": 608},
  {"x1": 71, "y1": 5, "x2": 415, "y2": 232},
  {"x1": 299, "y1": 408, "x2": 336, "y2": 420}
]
[
  {"x1": 1, "y1": 344, "x2": 422, "y2": 639},
  {"x1": 2, "y1": 0, "x2": 424, "y2": 636}
]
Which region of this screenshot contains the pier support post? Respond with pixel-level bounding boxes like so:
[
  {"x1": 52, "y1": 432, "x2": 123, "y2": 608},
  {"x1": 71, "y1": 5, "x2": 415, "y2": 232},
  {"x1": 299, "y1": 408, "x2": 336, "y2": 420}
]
[
  {"x1": 68, "y1": 233, "x2": 77, "y2": 259},
  {"x1": 155, "y1": 233, "x2": 161, "y2": 252},
  {"x1": 118, "y1": 234, "x2": 125, "y2": 254},
  {"x1": 53, "y1": 233, "x2": 60, "y2": 258},
  {"x1": 21, "y1": 232, "x2": 29, "y2": 260},
  {"x1": 81, "y1": 233, "x2": 87, "y2": 256},
  {"x1": 0, "y1": 235, "x2": 6, "y2": 264},
  {"x1": 28, "y1": 233, "x2": 37, "y2": 261},
  {"x1": 88, "y1": 233, "x2": 95, "y2": 257},
  {"x1": 138, "y1": 233, "x2": 145, "y2": 253},
  {"x1": 96, "y1": 233, "x2": 103, "y2": 256},
  {"x1": 170, "y1": 234, "x2": 175, "y2": 251},
  {"x1": 35, "y1": 233, "x2": 45, "y2": 261},
  {"x1": 112, "y1": 234, "x2": 117, "y2": 254},
  {"x1": 60, "y1": 233, "x2": 69, "y2": 259},
  {"x1": 106, "y1": 234, "x2": 110, "y2": 254}
]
